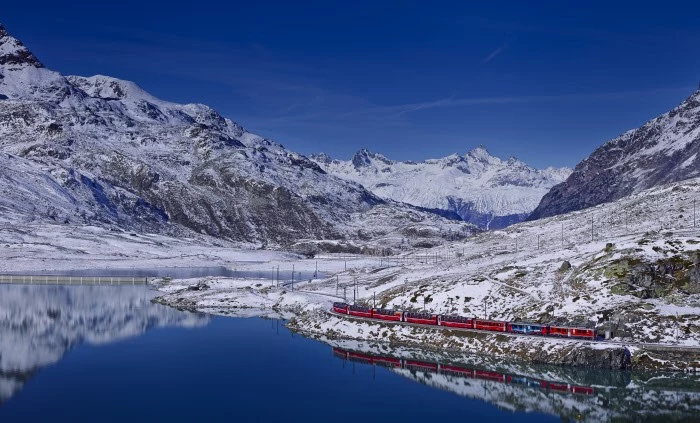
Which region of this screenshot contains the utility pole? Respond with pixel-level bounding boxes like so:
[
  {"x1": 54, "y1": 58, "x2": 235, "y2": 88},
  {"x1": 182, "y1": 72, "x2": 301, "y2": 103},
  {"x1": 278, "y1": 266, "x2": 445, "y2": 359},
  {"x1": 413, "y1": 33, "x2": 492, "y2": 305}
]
[
  {"x1": 344, "y1": 286, "x2": 347, "y2": 302},
  {"x1": 591, "y1": 214, "x2": 594, "y2": 241},
  {"x1": 537, "y1": 234, "x2": 540, "y2": 250},
  {"x1": 292, "y1": 264, "x2": 295, "y2": 290},
  {"x1": 336, "y1": 275, "x2": 339, "y2": 296},
  {"x1": 276, "y1": 266, "x2": 280, "y2": 287},
  {"x1": 373, "y1": 292, "x2": 376, "y2": 308},
  {"x1": 354, "y1": 277, "x2": 357, "y2": 303},
  {"x1": 561, "y1": 223, "x2": 564, "y2": 246},
  {"x1": 271, "y1": 267, "x2": 274, "y2": 286}
]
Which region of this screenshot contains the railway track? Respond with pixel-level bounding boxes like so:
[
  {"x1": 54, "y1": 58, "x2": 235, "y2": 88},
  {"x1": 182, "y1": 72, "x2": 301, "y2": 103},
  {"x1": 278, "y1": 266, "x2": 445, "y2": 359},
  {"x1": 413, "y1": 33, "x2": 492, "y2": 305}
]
[{"x1": 327, "y1": 310, "x2": 700, "y2": 351}]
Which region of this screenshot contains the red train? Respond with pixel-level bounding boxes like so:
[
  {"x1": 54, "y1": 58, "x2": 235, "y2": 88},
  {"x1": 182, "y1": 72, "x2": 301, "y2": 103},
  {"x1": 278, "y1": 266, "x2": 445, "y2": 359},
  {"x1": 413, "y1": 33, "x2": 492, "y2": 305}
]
[{"x1": 332, "y1": 302, "x2": 596, "y2": 340}]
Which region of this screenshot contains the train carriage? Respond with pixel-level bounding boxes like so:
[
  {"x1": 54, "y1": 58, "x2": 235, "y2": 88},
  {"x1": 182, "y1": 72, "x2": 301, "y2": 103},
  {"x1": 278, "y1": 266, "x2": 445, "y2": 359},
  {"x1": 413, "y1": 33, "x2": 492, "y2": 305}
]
[
  {"x1": 405, "y1": 360, "x2": 439, "y2": 371},
  {"x1": 474, "y1": 369, "x2": 507, "y2": 382},
  {"x1": 548, "y1": 382, "x2": 570, "y2": 392},
  {"x1": 332, "y1": 302, "x2": 349, "y2": 314},
  {"x1": 372, "y1": 308, "x2": 402, "y2": 321},
  {"x1": 347, "y1": 304, "x2": 373, "y2": 318},
  {"x1": 570, "y1": 385, "x2": 595, "y2": 395},
  {"x1": 508, "y1": 323, "x2": 547, "y2": 335},
  {"x1": 549, "y1": 325, "x2": 596, "y2": 340},
  {"x1": 439, "y1": 314, "x2": 474, "y2": 329},
  {"x1": 373, "y1": 356, "x2": 402, "y2": 368},
  {"x1": 440, "y1": 364, "x2": 474, "y2": 378},
  {"x1": 548, "y1": 326, "x2": 570, "y2": 337},
  {"x1": 404, "y1": 312, "x2": 438, "y2": 325},
  {"x1": 474, "y1": 319, "x2": 508, "y2": 332},
  {"x1": 570, "y1": 327, "x2": 596, "y2": 340},
  {"x1": 347, "y1": 351, "x2": 375, "y2": 364}
]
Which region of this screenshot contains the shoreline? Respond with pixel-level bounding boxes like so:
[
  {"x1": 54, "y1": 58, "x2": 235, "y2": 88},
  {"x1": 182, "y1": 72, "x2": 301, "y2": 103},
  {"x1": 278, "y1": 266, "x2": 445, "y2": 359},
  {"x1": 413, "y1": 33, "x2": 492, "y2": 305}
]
[{"x1": 152, "y1": 285, "x2": 700, "y2": 372}]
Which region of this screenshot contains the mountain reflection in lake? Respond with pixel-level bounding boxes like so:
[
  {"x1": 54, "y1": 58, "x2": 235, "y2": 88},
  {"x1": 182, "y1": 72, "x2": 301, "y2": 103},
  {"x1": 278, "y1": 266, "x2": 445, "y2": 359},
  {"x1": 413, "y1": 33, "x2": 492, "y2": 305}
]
[
  {"x1": 0, "y1": 284, "x2": 207, "y2": 404},
  {"x1": 1, "y1": 285, "x2": 699, "y2": 422},
  {"x1": 5, "y1": 266, "x2": 322, "y2": 281}
]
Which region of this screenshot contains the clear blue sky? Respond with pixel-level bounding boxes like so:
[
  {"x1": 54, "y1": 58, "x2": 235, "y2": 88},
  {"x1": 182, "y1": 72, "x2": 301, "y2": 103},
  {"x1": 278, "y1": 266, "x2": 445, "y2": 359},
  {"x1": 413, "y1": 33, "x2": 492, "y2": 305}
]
[{"x1": 3, "y1": 1, "x2": 700, "y2": 168}]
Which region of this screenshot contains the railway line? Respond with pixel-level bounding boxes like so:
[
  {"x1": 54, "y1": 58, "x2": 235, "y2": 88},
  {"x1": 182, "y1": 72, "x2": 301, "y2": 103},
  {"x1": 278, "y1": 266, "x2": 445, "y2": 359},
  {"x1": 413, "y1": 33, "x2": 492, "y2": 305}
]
[{"x1": 328, "y1": 309, "x2": 700, "y2": 352}]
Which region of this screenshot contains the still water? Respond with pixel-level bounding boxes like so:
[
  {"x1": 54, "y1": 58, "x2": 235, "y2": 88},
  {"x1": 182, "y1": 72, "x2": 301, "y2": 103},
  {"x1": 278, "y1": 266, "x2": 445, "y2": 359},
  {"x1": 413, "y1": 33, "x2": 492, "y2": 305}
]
[
  {"x1": 0, "y1": 284, "x2": 698, "y2": 422},
  {"x1": 3, "y1": 266, "x2": 321, "y2": 281}
]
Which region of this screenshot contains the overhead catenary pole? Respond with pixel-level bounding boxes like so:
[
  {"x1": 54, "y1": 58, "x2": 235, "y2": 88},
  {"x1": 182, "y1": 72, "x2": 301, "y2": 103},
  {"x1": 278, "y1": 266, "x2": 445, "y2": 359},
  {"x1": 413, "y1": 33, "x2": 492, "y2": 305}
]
[{"x1": 561, "y1": 223, "x2": 564, "y2": 246}]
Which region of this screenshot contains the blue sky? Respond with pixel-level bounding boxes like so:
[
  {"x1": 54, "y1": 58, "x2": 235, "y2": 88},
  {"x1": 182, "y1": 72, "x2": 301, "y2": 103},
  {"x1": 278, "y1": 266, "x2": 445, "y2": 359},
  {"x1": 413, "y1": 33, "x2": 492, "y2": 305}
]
[{"x1": 3, "y1": 1, "x2": 700, "y2": 167}]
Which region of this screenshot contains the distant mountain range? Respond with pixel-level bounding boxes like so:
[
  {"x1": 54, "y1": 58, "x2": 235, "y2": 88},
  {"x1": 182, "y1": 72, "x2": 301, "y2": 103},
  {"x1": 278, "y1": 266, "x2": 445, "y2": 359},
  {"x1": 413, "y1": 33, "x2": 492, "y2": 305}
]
[
  {"x1": 0, "y1": 24, "x2": 475, "y2": 246},
  {"x1": 530, "y1": 87, "x2": 700, "y2": 220},
  {"x1": 311, "y1": 147, "x2": 570, "y2": 229}
]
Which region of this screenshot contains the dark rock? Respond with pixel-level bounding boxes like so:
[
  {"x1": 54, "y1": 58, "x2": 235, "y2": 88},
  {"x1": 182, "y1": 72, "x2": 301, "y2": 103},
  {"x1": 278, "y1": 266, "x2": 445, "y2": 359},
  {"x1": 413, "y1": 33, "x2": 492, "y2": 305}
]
[
  {"x1": 559, "y1": 260, "x2": 572, "y2": 272},
  {"x1": 529, "y1": 88, "x2": 700, "y2": 220}
]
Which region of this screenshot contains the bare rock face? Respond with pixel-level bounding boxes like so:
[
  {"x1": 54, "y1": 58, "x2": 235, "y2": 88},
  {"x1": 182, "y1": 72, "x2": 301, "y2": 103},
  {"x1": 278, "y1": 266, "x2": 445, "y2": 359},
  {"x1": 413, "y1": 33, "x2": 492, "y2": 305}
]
[
  {"x1": 530, "y1": 89, "x2": 700, "y2": 220},
  {"x1": 0, "y1": 24, "x2": 44, "y2": 68},
  {"x1": 533, "y1": 345, "x2": 631, "y2": 369}
]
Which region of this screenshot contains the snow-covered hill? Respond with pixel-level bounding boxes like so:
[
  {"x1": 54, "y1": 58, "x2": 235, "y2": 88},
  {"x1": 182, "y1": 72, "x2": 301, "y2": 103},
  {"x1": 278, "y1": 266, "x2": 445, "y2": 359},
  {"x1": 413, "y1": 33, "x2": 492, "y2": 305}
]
[
  {"x1": 0, "y1": 24, "x2": 474, "y2": 245},
  {"x1": 311, "y1": 147, "x2": 570, "y2": 229},
  {"x1": 530, "y1": 87, "x2": 700, "y2": 220}
]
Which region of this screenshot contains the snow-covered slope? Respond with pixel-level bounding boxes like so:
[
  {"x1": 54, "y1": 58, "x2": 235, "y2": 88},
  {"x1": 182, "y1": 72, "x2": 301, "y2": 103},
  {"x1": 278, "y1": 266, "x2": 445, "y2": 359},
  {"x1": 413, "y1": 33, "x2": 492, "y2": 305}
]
[
  {"x1": 530, "y1": 87, "x2": 700, "y2": 220},
  {"x1": 311, "y1": 147, "x2": 570, "y2": 229},
  {"x1": 0, "y1": 24, "x2": 474, "y2": 245}
]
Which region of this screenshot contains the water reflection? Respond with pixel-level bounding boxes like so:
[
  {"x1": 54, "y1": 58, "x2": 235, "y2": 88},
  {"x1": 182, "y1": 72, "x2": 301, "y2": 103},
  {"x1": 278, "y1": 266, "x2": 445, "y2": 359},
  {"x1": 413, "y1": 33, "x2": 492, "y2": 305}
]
[
  {"x1": 3, "y1": 266, "x2": 322, "y2": 281},
  {"x1": 329, "y1": 343, "x2": 700, "y2": 422},
  {"x1": 0, "y1": 284, "x2": 208, "y2": 403}
]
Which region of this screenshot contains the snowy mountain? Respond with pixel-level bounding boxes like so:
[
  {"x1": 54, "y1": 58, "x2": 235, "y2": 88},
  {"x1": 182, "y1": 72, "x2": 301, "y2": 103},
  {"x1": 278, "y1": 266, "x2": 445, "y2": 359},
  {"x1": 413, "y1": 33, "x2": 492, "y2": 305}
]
[
  {"x1": 311, "y1": 147, "x2": 570, "y2": 229},
  {"x1": 0, "y1": 24, "x2": 474, "y2": 245},
  {"x1": 530, "y1": 87, "x2": 700, "y2": 220}
]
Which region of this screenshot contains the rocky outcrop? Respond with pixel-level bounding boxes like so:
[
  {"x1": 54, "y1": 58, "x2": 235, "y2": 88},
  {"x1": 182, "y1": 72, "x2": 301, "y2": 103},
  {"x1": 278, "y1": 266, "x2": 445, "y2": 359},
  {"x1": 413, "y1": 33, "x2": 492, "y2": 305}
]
[{"x1": 530, "y1": 88, "x2": 700, "y2": 220}]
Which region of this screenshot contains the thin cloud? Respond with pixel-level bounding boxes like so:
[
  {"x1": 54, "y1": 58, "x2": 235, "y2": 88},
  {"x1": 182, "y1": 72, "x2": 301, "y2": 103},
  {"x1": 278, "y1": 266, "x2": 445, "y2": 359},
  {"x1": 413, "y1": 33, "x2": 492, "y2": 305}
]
[
  {"x1": 359, "y1": 86, "x2": 696, "y2": 117},
  {"x1": 480, "y1": 43, "x2": 509, "y2": 64}
]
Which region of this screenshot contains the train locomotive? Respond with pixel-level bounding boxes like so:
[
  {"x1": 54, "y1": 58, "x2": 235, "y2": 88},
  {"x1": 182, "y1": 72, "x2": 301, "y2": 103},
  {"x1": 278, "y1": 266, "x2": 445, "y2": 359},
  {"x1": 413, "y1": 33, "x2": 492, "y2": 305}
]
[{"x1": 331, "y1": 302, "x2": 596, "y2": 340}]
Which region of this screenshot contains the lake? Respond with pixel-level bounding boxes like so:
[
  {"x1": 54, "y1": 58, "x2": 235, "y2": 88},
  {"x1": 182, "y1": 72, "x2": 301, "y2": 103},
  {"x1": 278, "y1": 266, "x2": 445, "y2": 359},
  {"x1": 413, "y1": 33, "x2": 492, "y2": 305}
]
[
  {"x1": 2, "y1": 266, "x2": 322, "y2": 281},
  {"x1": 0, "y1": 284, "x2": 698, "y2": 422}
]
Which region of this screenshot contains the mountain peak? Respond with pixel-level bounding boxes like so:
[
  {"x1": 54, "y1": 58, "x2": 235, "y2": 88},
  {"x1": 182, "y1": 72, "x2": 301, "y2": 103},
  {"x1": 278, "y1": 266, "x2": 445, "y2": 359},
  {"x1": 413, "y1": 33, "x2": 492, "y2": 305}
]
[
  {"x1": 351, "y1": 148, "x2": 392, "y2": 169},
  {"x1": 0, "y1": 24, "x2": 44, "y2": 68},
  {"x1": 465, "y1": 145, "x2": 498, "y2": 163}
]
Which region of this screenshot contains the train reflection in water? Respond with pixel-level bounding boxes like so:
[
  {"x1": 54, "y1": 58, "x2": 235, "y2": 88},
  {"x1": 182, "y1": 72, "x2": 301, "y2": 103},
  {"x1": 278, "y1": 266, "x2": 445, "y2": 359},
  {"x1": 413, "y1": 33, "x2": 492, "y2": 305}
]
[{"x1": 332, "y1": 347, "x2": 595, "y2": 396}]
